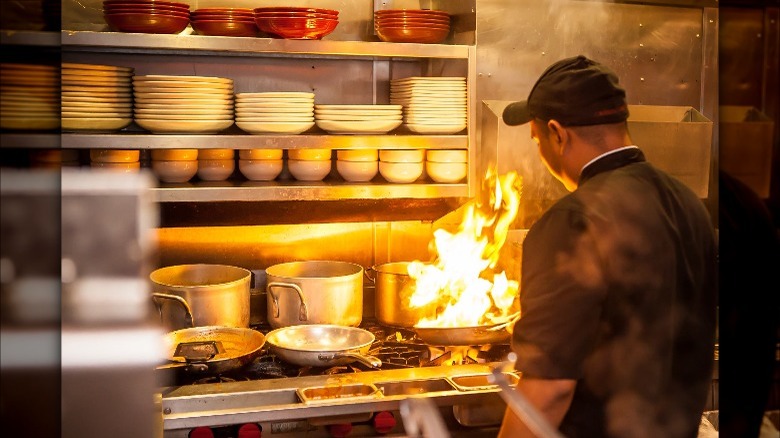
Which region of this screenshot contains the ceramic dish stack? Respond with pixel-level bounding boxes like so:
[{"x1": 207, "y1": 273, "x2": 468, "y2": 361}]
[
  {"x1": 90, "y1": 149, "x2": 141, "y2": 173},
  {"x1": 103, "y1": 0, "x2": 190, "y2": 34},
  {"x1": 0, "y1": 63, "x2": 60, "y2": 130},
  {"x1": 426, "y1": 149, "x2": 468, "y2": 183},
  {"x1": 61, "y1": 62, "x2": 134, "y2": 132},
  {"x1": 133, "y1": 74, "x2": 234, "y2": 134},
  {"x1": 287, "y1": 148, "x2": 332, "y2": 182},
  {"x1": 190, "y1": 7, "x2": 259, "y2": 37},
  {"x1": 151, "y1": 149, "x2": 198, "y2": 183},
  {"x1": 253, "y1": 7, "x2": 339, "y2": 40},
  {"x1": 378, "y1": 149, "x2": 425, "y2": 183},
  {"x1": 314, "y1": 104, "x2": 403, "y2": 134},
  {"x1": 235, "y1": 92, "x2": 315, "y2": 135},
  {"x1": 197, "y1": 148, "x2": 235, "y2": 182},
  {"x1": 374, "y1": 9, "x2": 450, "y2": 44},
  {"x1": 238, "y1": 148, "x2": 284, "y2": 181},
  {"x1": 390, "y1": 77, "x2": 467, "y2": 134},
  {"x1": 336, "y1": 149, "x2": 379, "y2": 182}
]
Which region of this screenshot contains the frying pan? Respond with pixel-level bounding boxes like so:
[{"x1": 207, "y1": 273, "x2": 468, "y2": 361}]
[
  {"x1": 265, "y1": 324, "x2": 382, "y2": 368},
  {"x1": 413, "y1": 313, "x2": 520, "y2": 346},
  {"x1": 158, "y1": 326, "x2": 266, "y2": 374}
]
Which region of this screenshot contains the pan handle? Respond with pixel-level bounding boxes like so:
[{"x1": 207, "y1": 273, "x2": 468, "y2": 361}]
[
  {"x1": 266, "y1": 282, "x2": 308, "y2": 321},
  {"x1": 321, "y1": 352, "x2": 382, "y2": 368},
  {"x1": 151, "y1": 293, "x2": 195, "y2": 328},
  {"x1": 364, "y1": 266, "x2": 376, "y2": 283}
]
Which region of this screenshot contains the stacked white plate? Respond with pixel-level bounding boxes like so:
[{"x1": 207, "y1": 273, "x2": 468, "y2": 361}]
[
  {"x1": 390, "y1": 77, "x2": 467, "y2": 134},
  {"x1": 61, "y1": 62, "x2": 134, "y2": 132},
  {"x1": 235, "y1": 92, "x2": 315, "y2": 134},
  {"x1": 133, "y1": 74, "x2": 234, "y2": 134},
  {"x1": 314, "y1": 104, "x2": 402, "y2": 134},
  {"x1": 1, "y1": 63, "x2": 60, "y2": 130}
]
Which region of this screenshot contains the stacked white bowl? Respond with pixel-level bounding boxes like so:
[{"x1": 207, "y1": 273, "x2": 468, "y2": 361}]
[
  {"x1": 1, "y1": 63, "x2": 60, "y2": 130},
  {"x1": 314, "y1": 104, "x2": 402, "y2": 134},
  {"x1": 151, "y1": 149, "x2": 198, "y2": 183},
  {"x1": 197, "y1": 149, "x2": 235, "y2": 181},
  {"x1": 378, "y1": 149, "x2": 425, "y2": 183},
  {"x1": 426, "y1": 149, "x2": 467, "y2": 183},
  {"x1": 336, "y1": 149, "x2": 379, "y2": 182},
  {"x1": 235, "y1": 92, "x2": 315, "y2": 134},
  {"x1": 133, "y1": 75, "x2": 234, "y2": 134},
  {"x1": 390, "y1": 77, "x2": 467, "y2": 134},
  {"x1": 287, "y1": 148, "x2": 332, "y2": 182},
  {"x1": 90, "y1": 149, "x2": 141, "y2": 173},
  {"x1": 238, "y1": 149, "x2": 283, "y2": 181},
  {"x1": 62, "y1": 62, "x2": 135, "y2": 132}
]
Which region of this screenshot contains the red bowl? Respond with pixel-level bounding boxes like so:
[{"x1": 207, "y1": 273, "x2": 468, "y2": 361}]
[
  {"x1": 254, "y1": 12, "x2": 337, "y2": 21},
  {"x1": 376, "y1": 17, "x2": 451, "y2": 27},
  {"x1": 105, "y1": 8, "x2": 190, "y2": 18},
  {"x1": 192, "y1": 7, "x2": 253, "y2": 15},
  {"x1": 376, "y1": 26, "x2": 449, "y2": 44},
  {"x1": 104, "y1": 12, "x2": 190, "y2": 34},
  {"x1": 375, "y1": 9, "x2": 450, "y2": 18},
  {"x1": 254, "y1": 7, "x2": 338, "y2": 17},
  {"x1": 104, "y1": 2, "x2": 189, "y2": 12},
  {"x1": 255, "y1": 17, "x2": 338, "y2": 40},
  {"x1": 191, "y1": 14, "x2": 256, "y2": 23},
  {"x1": 103, "y1": 0, "x2": 190, "y2": 9},
  {"x1": 191, "y1": 19, "x2": 259, "y2": 37}
]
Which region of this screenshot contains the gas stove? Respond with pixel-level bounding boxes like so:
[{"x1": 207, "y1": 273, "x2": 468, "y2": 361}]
[{"x1": 158, "y1": 320, "x2": 517, "y2": 437}]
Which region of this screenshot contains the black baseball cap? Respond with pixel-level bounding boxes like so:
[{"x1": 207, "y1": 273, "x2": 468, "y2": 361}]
[{"x1": 502, "y1": 55, "x2": 629, "y2": 127}]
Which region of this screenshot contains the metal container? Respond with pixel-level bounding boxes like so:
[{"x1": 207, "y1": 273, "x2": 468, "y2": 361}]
[
  {"x1": 151, "y1": 264, "x2": 251, "y2": 331},
  {"x1": 370, "y1": 261, "x2": 419, "y2": 328},
  {"x1": 265, "y1": 260, "x2": 363, "y2": 328}
]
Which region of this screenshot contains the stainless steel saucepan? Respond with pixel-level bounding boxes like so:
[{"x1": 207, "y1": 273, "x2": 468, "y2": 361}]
[{"x1": 265, "y1": 324, "x2": 381, "y2": 368}]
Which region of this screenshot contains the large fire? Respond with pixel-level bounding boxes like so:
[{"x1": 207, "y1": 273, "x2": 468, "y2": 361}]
[{"x1": 408, "y1": 167, "x2": 522, "y2": 328}]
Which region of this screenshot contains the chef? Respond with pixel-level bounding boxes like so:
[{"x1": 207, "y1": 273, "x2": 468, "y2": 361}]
[{"x1": 497, "y1": 55, "x2": 717, "y2": 438}]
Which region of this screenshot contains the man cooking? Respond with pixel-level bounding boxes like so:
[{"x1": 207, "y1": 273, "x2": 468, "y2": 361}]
[{"x1": 497, "y1": 55, "x2": 717, "y2": 438}]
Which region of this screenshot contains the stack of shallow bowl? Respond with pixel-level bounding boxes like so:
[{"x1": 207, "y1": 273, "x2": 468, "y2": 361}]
[
  {"x1": 390, "y1": 77, "x2": 467, "y2": 134},
  {"x1": 254, "y1": 7, "x2": 339, "y2": 40},
  {"x1": 378, "y1": 149, "x2": 425, "y2": 183},
  {"x1": 235, "y1": 92, "x2": 315, "y2": 135},
  {"x1": 190, "y1": 7, "x2": 259, "y2": 37},
  {"x1": 90, "y1": 149, "x2": 141, "y2": 173},
  {"x1": 103, "y1": 0, "x2": 190, "y2": 34},
  {"x1": 61, "y1": 62, "x2": 134, "y2": 132},
  {"x1": 0, "y1": 63, "x2": 60, "y2": 130},
  {"x1": 336, "y1": 149, "x2": 379, "y2": 182},
  {"x1": 151, "y1": 149, "x2": 198, "y2": 183},
  {"x1": 238, "y1": 148, "x2": 283, "y2": 181},
  {"x1": 198, "y1": 149, "x2": 235, "y2": 182},
  {"x1": 374, "y1": 9, "x2": 450, "y2": 44},
  {"x1": 314, "y1": 104, "x2": 403, "y2": 134},
  {"x1": 426, "y1": 149, "x2": 467, "y2": 183},
  {"x1": 287, "y1": 148, "x2": 332, "y2": 182},
  {"x1": 133, "y1": 74, "x2": 234, "y2": 134}
]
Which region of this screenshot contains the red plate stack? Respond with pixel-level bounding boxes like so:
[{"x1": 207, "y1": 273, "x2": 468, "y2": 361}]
[
  {"x1": 190, "y1": 7, "x2": 259, "y2": 37},
  {"x1": 103, "y1": 0, "x2": 190, "y2": 34},
  {"x1": 374, "y1": 9, "x2": 451, "y2": 44},
  {"x1": 253, "y1": 7, "x2": 339, "y2": 40}
]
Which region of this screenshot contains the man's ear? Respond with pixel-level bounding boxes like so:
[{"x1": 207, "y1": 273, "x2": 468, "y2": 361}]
[{"x1": 548, "y1": 120, "x2": 568, "y2": 150}]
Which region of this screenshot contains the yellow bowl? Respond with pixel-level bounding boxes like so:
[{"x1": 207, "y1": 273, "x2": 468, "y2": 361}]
[
  {"x1": 336, "y1": 149, "x2": 378, "y2": 161},
  {"x1": 198, "y1": 148, "x2": 234, "y2": 160},
  {"x1": 379, "y1": 161, "x2": 423, "y2": 183},
  {"x1": 197, "y1": 159, "x2": 235, "y2": 181},
  {"x1": 288, "y1": 148, "x2": 331, "y2": 161},
  {"x1": 379, "y1": 149, "x2": 424, "y2": 163},
  {"x1": 426, "y1": 149, "x2": 467, "y2": 163},
  {"x1": 238, "y1": 159, "x2": 283, "y2": 181},
  {"x1": 151, "y1": 159, "x2": 198, "y2": 183},
  {"x1": 288, "y1": 158, "x2": 332, "y2": 181},
  {"x1": 336, "y1": 159, "x2": 378, "y2": 182},
  {"x1": 90, "y1": 149, "x2": 140, "y2": 163},
  {"x1": 426, "y1": 161, "x2": 467, "y2": 183},
  {"x1": 238, "y1": 149, "x2": 283, "y2": 160},
  {"x1": 151, "y1": 149, "x2": 198, "y2": 161}
]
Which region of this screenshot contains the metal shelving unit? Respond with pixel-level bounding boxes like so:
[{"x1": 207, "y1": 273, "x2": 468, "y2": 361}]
[{"x1": 2, "y1": 30, "x2": 477, "y2": 205}]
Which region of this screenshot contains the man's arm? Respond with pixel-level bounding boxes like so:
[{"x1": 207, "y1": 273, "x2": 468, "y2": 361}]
[{"x1": 497, "y1": 378, "x2": 576, "y2": 438}]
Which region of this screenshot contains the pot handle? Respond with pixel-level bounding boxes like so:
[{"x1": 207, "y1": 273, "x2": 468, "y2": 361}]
[
  {"x1": 151, "y1": 293, "x2": 195, "y2": 328},
  {"x1": 364, "y1": 266, "x2": 376, "y2": 283},
  {"x1": 266, "y1": 281, "x2": 308, "y2": 322},
  {"x1": 321, "y1": 352, "x2": 382, "y2": 368}
]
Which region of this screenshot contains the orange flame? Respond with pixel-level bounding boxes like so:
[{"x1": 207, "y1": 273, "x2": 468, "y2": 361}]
[{"x1": 409, "y1": 167, "x2": 522, "y2": 327}]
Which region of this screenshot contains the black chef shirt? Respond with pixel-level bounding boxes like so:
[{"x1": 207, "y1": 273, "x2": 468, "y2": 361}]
[{"x1": 512, "y1": 147, "x2": 717, "y2": 438}]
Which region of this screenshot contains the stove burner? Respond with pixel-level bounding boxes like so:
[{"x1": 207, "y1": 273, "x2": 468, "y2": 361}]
[{"x1": 190, "y1": 374, "x2": 250, "y2": 385}]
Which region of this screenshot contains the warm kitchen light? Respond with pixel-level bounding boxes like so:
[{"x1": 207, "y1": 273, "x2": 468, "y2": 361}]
[{"x1": 408, "y1": 167, "x2": 522, "y2": 327}]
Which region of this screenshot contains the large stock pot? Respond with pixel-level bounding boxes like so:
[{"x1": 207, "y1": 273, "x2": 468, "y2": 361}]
[
  {"x1": 151, "y1": 264, "x2": 251, "y2": 331},
  {"x1": 368, "y1": 261, "x2": 420, "y2": 328},
  {"x1": 265, "y1": 260, "x2": 363, "y2": 329}
]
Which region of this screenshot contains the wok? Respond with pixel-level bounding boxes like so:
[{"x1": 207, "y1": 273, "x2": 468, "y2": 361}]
[
  {"x1": 266, "y1": 324, "x2": 382, "y2": 368},
  {"x1": 158, "y1": 326, "x2": 266, "y2": 374},
  {"x1": 413, "y1": 313, "x2": 520, "y2": 346}
]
